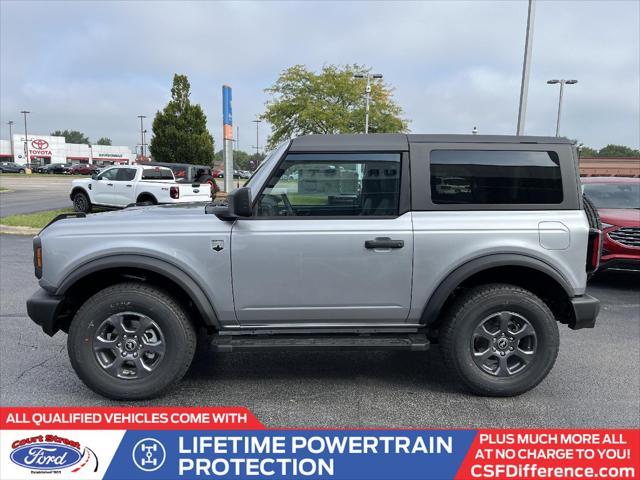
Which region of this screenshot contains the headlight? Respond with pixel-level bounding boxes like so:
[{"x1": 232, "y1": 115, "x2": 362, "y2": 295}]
[{"x1": 601, "y1": 222, "x2": 614, "y2": 229}]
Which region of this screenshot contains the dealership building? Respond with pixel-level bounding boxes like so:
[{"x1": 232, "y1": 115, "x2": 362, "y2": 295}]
[{"x1": 0, "y1": 134, "x2": 135, "y2": 166}]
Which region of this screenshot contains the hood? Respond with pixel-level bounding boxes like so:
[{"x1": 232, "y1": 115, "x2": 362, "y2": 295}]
[
  {"x1": 41, "y1": 202, "x2": 227, "y2": 238},
  {"x1": 599, "y1": 208, "x2": 640, "y2": 228}
]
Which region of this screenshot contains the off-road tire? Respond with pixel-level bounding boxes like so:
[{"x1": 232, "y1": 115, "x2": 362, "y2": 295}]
[
  {"x1": 440, "y1": 283, "x2": 559, "y2": 397},
  {"x1": 67, "y1": 282, "x2": 196, "y2": 400},
  {"x1": 72, "y1": 191, "x2": 92, "y2": 213}
]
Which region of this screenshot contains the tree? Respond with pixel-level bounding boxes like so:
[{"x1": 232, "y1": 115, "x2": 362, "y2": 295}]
[
  {"x1": 149, "y1": 74, "x2": 215, "y2": 165},
  {"x1": 214, "y1": 149, "x2": 265, "y2": 170},
  {"x1": 597, "y1": 144, "x2": 640, "y2": 157},
  {"x1": 96, "y1": 137, "x2": 112, "y2": 146},
  {"x1": 578, "y1": 146, "x2": 598, "y2": 157},
  {"x1": 51, "y1": 130, "x2": 90, "y2": 145},
  {"x1": 262, "y1": 64, "x2": 408, "y2": 149}
]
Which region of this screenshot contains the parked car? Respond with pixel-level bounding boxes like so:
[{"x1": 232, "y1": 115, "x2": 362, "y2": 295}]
[
  {"x1": 146, "y1": 162, "x2": 220, "y2": 194},
  {"x1": 69, "y1": 165, "x2": 214, "y2": 212},
  {"x1": 0, "y1": 162, "x2": 26, "y2": 173},
  {"x1": 39, "y1": 163, "x2": 72, "y2": 174},
  {"x1": 28, "y1": 134, "x2": 600, "y2": 400},
  {"x1": 582, "y1": 176, "x2": 640, "y2": 271},
  {"x1": 69, "y1": 163, "x2": 99, "y2": 175}
]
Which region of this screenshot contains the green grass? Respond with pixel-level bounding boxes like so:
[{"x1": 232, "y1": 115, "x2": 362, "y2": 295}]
[
  {"x1": 0, "y1": 187, "x2": 8, "y2": 192},
  {"x1": 0, "y1": 208, "x2": 75, "y2": 229}
]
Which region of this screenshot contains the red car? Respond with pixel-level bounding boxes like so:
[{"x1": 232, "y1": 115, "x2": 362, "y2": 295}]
[
  {"x1": 69, "y1": 164, "x2": 99, "y2": 175},
  {"x1": 582, "y1": 176, "x2": 640, "y2": 271}
]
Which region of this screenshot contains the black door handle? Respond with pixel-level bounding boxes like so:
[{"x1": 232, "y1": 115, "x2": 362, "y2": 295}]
[
  {"x1": 365, "y1": 237, "x2": 404, "y2": 249},
  {"x1": 107, "y1": 183, "x2": 113, "y2": 186},
  {"x1": 126, "y1": 184, "x2": 132, "y2": 187}
]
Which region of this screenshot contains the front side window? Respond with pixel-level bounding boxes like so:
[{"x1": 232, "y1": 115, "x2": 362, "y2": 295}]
[
  {"x1": 97, "y1": 168, "x2": 118, "y2": 181},
  {"x1": 430, "y1": 150, "x2": 563, "y2": 204},
  {"x1": 255, "y1": 153, "x2": 401, "y2": 217}
]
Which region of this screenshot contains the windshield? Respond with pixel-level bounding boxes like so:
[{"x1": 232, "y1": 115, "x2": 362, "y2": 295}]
[{"x1": 583, "y1": 182, "x2": 640, "y2": 209}]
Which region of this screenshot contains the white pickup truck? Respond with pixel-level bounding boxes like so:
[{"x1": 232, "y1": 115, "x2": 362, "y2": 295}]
[{"x1": 69, "y1": 165, "x2": 212, "y2": 212}]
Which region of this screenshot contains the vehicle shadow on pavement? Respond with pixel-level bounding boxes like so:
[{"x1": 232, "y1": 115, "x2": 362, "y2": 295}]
[{"x1": 187, "y1": 347, "x2": 461, "y2": 394}]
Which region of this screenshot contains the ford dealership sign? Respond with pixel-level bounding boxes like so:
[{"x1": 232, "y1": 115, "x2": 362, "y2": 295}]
[{"x1": 10, "y1": 443, "x2": 82, "y2": 471}]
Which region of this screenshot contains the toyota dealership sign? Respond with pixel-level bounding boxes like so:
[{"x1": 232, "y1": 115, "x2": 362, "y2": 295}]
[{"x1": 30, "y1": 138, "x2": 52, "y2": 156}]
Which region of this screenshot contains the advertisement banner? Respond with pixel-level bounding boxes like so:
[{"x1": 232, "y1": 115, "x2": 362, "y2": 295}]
[{"x1": 1, "y1": 407, "x2": 638, "y2": 480}]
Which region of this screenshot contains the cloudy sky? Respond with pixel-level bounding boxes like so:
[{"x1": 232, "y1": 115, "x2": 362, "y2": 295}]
[{"x1": 1, "y1": 0, "x2": 638, "y2": 152}]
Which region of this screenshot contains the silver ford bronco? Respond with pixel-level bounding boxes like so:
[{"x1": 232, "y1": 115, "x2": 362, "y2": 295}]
[{"x1": 27, "y1": 134, "x2": 601, "y2": 400}]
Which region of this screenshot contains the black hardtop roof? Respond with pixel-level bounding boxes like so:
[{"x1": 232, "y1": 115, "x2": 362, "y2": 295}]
[{"x1": 289, "y1": 133, "x2": 573, "y2": 151}]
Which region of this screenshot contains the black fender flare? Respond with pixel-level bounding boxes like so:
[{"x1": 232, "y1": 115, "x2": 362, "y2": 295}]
[
  {"x1": 56, "y1": 254, "x2": 220, "y2": 328},
  {"x1": 420, "y1": 253, "x2": 574, "y2": 325},
  {"x1": 69, "y1": 186, "x2": 90, "y2": 201}
]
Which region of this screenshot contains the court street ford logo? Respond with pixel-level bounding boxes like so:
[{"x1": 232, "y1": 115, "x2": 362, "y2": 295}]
[
  {"x1": 10, "y1": 438, "x2": 82, "y2": 471},
  {"x1": 31, "y1": 139, "x2": 49, "y2": 150}
]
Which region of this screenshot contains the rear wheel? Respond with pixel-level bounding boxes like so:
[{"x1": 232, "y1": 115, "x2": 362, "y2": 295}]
[
  {"x1": 136, "y1": 194, "x2": 157, "y2": 205},
  {"x1": 440, "y1": 283, "x2": 559, "y2": 396},
  {"x1": 72, "y1": 191, "x2": 92, "y2": 213},
  {"x1": 67, "y1": 283, "x2": 196, "y2": 400},
  {"x1": 19, "y1": 169, "x2": 25, "y2": 174}
]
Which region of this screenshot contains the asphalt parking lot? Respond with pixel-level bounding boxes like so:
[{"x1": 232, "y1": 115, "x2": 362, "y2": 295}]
[
  {"x1": 0, "y1": 231, "x2": 638, "y2": 427},
  {"x1": 0, "y1": 175, "x2": 73, "y2": 217}
]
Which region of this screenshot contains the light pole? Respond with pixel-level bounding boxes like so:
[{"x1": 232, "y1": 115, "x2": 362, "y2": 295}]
[
  {"x1": 252, "y1": 119, "x2": 261, "y2": 155},
  {"x1": 7, "y1": 121, "x2": 14, "y2": 160},
  {"x1": 547, "y1": 79, "x2": 578, "y2": 137},
  {"x1": 137, "y1": 115, "x2": 146, "y2": 158},
  {"x1": 354, "y1": 73, "x2": 383, "y2": 134},
  {"x1": 20, "y1": 111, "x2": 30, "y2": 164},
  {"x1": 142, "y1": 129, "x2": 147, "y2": 158},
  {"x1": 516, "y1": 0, "x2": 536, "y2": 135}
]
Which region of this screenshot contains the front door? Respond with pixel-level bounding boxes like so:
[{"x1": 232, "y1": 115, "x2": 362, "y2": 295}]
[
  {"x1": 93, "y1": 167, "x2": 118, "y2": 204},
  {"x1": 231, "y1": 151, "x2": 413, "y2": 326},
  {"x1": 112, "y1": 167, "x2": 137, "y2": 204}
]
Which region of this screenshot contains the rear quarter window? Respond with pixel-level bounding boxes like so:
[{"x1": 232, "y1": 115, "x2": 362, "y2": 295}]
[
  {"x1": 430, "y1": 150, "x2": 563, "y2": 204},
  {"x1": 142, "y1": 168, "x2": 174, "y2": 180}
]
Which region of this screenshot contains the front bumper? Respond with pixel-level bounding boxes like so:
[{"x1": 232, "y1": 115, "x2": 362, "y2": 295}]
[
  {"x1": 26, "y1": 288, "x2": 65, "y2": 336},
  {"x1": 569, "y1": 294, "x2": 600, "y2": 330}
]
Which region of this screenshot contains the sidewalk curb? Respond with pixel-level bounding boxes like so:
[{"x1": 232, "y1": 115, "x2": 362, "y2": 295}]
[{"x1": 0, "y1": 224, "x2": 39, "y2": 236}]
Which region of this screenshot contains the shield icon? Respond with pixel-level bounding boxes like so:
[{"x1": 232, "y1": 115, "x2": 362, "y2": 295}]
[{"x1": 211, "y1": 240, "x2": 224, "y2": 252}]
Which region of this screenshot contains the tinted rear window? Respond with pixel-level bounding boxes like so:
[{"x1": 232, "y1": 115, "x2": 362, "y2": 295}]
[
  {"x1": 430, "y1": 150, "x2": 563, "y2": 204},
  {"x1": 142, "y1": 168, "x2": 174, "y2": 180}
]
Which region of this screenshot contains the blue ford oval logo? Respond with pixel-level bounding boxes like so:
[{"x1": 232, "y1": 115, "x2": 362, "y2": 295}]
[{"x1": 10, "y1": 443, "x2": 82, "y2": 471}]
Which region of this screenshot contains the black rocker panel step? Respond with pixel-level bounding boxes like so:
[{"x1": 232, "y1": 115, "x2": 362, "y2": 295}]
[{"x1": 210, "y1": 333, "x2": 430, "y2": 352}]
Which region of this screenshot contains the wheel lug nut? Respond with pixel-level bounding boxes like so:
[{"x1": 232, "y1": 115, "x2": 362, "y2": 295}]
[
  {"x1": 117, "y1": 343, "x2": 121, "y2": 347},
  {"x1": 510, "y1": 347, "x2": 514, "y2": 351},
  {"x1": 500, "y1": 351, "x2": 505, "y2": 356},
  {"x1": 133, "y1": 353, "x2": 138, "y2": 358}
]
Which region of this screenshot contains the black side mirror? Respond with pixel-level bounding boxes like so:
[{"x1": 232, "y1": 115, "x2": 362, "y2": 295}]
[
  {"x1": 91, "y1": 174, "x2": 98, "y2": 180},
  {"x1": 210, "y1": 187, "x2": 253, "y2": 221}
]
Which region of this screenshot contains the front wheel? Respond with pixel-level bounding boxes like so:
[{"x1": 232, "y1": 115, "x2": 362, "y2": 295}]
[
  {"x1": 67, "y1": 283, "x2": 196, "y2": 400},
  {"x1": 72, "y1": 191, "x2": 92, "y2": 213},
  {"x1": 440, "y1": 283, "x2": 559, "y2": 397}
]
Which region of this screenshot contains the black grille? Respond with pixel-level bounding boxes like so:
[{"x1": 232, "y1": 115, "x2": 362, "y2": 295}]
[{"x1": 609, "y1": 227, "x2": 640, "y2": 248}]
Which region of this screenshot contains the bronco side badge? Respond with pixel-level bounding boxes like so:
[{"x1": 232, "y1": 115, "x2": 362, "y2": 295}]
[{"x1": 211, "y1": 240, "x2": 224, "y2": 252}]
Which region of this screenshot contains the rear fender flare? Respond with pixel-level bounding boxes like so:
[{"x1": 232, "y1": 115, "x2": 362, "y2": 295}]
[{"x1": 420, "y1": 253, "x2": 574, "y2": 325}]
